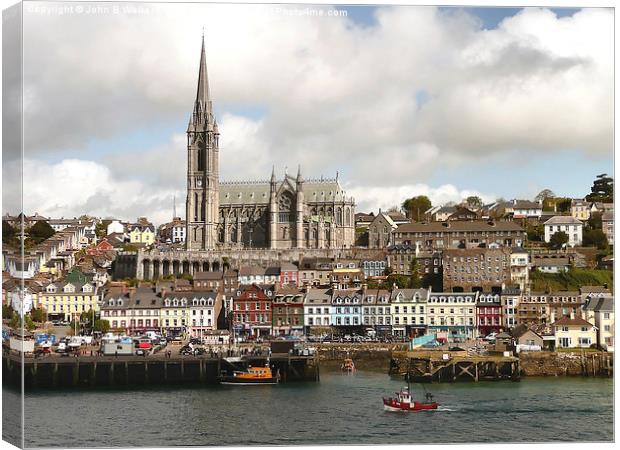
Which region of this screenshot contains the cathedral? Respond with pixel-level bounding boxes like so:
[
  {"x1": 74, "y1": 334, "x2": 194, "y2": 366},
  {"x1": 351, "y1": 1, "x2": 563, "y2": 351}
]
[{"x1": 186, "y1": 37, "x2": 356, "y2": 251}]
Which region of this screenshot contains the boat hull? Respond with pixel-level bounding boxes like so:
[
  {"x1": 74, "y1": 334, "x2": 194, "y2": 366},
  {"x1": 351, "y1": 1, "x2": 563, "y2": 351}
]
[
  {"x1": 219, "y1": 376, "x2": 279, "y2": 385},
  {"x1": 382, "y1": 398, "x2": 439, "y2": 412}
]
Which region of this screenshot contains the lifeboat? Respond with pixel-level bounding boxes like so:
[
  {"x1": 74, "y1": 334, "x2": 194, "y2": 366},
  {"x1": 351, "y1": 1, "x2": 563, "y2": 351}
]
[
  {"x1": 383, "y1": 386, "x2": 439, "y2": 412},
  {"x1": 219, "y1": 365, "x2": 280, "y2": 385},
  {"x1": 341, "y1": 358, "x2": 355, "y2": 372}
]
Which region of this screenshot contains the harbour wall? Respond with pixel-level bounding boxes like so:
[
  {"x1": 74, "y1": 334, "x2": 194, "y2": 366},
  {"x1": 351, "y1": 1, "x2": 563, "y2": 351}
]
[
  {"x1": 2, "y1": 353, "x2": 320, "y2": 389},
  {"x1": 518, "y1": 352, "x2": 613, "y2": 377}
]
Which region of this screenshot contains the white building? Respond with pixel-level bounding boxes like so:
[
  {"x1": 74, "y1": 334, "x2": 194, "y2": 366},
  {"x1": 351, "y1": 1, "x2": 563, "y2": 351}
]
[
  {"x1": 509, "y1": 249, "x2": 530, "y2": 291},
  {"x1": 106, "y1": 220, "x2": 125, "y2": 235},
  {"x1": 304, "y1": 288, "x2": 332, "y2": 330},
  {"x1": 500, "y1": 288, "x2": 521, "y2": 329},
  {"x1": 189, "y1": 292, "x2": 218, "y2": 337},
  {"x1": 9, "y1": 287, "x2": 34, "y2": 316},
  {"x1": 509, "y1": 199, "x2": 543, "y2": 219},
  {"x1": 552, "y1": 315, "x2": 597, "y2": 349},
  {"x1": 361, "y1": 289, "x2": 392, "y2": 333},
  {"x1": 583, "y1": 297, "x2": 614, "y2": 351},
  {"x1": 544, "y1": 216, "x2": 583, "y2": 247}
]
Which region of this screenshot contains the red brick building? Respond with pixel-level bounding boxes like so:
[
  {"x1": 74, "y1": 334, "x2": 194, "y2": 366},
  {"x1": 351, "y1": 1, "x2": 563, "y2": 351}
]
[
  {"x1": 232, "y1": 284, "x2": 274, "y2": 338},
  {"x1": 476, "y1": 293, "x2": 503, "y2": 336},
  {"x1": 279, "y1": 263, "x2": 299, "y2": 287}
]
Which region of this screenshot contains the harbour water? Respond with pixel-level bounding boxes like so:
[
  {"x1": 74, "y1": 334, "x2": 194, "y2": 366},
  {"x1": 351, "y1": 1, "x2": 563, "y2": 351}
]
[{"x1": 4, "y1": 371, "x2": 614, "y2": 447}]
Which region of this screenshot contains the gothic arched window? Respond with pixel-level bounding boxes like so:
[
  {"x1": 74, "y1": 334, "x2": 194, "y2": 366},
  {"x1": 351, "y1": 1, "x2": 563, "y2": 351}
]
[
  {"x1": 194, "y1": 193, "x2": 199, "y2": 221},
  {"x1": 197, "y1": 140, "x2": 206, "y2": 171}
]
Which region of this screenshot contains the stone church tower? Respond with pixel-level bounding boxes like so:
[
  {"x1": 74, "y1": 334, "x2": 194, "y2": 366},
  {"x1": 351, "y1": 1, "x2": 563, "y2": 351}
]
[{"x1": 186, "y1": 36, "x2": 220, "y2": 250}]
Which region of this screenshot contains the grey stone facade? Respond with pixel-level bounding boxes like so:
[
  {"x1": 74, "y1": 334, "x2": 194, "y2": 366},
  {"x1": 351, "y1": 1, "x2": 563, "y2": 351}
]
[{"x1": 186, "y1": 37, "x2": 355, "y2": 251}]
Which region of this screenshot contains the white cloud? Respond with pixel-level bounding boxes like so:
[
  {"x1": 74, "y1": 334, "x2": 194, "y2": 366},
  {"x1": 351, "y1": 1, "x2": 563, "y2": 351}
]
[
  {"x1": 347, "y1": 183, "x2": 495, "y2": 214},
  {"x1": 3, "y1": 158, "x2": 183, "y2": 226},
  {"x1": 9, "y1": 4, "x2": 613, "y2": 222}
]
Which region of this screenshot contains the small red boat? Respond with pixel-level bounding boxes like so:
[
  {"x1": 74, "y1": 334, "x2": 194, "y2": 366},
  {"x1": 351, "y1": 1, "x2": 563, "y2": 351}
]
[{"x1": 383, "y1": 385, "x2": 439, "y2": 412}]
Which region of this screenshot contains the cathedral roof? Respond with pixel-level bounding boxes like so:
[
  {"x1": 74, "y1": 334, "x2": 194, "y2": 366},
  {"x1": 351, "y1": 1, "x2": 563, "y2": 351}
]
[{"x1": 219, "y1": 175, "x2": 353, "y2": 206}]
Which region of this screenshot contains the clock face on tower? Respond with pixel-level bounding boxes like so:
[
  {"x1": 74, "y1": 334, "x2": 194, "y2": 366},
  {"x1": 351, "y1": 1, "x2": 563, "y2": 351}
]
[{"x1": 196, "y1": 179, "x2": 202, "y2": 187}]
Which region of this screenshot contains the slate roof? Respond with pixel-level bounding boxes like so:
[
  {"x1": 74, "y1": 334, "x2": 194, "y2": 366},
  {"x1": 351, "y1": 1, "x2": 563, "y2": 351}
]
[
  {"x1": 396, "y1": 220, "x2": 523, "y2": 233},
  {"x1": 544, "y1": 216, "x2": 583, "y2": 225},
  {"x1": 194, "y1": 271, "x2": 224, "y2": 281},
  {"x1": 219, "y1": 175, "x2": 351, "y2": 205},
  {"x1": 511, "y1": 200, "x2": 542, "y2": 209},
  {"x1": 583, "y1": 297, "x2": 614, "y2": 312},
  {"x1": 552, "y1": 316, "x2": 593, "y2": 327},
  {"x1": 305, "y1": 288, "x2": 332, "y2": 304}
]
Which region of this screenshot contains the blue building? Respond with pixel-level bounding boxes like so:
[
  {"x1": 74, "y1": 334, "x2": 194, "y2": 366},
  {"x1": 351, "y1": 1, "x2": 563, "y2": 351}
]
[{"x1": 331, "y1": 289, "x2": 363, "y2": 330}]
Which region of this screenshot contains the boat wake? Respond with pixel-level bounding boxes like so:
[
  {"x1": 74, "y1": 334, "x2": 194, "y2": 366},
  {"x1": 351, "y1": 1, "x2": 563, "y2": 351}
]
[{"x1": 436, "y1": 406, "x2": 456, "y2": 412}]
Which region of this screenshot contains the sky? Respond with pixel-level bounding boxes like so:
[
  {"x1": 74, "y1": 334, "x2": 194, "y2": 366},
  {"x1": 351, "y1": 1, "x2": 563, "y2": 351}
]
[{"x1": 2, "y1": 2, "x2": 613, "y2": 226}]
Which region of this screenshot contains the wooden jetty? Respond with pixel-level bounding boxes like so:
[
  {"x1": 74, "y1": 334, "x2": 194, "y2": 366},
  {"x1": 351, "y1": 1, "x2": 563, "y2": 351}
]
[
  {"x1": 2, "y1": 352, "x2": 320, "y2": 389},
  {"x1": 390, "y1": 350, "x2": 520, "y2": 383}
]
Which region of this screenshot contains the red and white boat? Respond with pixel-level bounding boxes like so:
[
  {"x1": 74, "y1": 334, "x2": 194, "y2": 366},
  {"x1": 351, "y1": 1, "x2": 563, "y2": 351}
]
[{"x1": 383, "y1": 385, "x2": 439, "y2": 412}]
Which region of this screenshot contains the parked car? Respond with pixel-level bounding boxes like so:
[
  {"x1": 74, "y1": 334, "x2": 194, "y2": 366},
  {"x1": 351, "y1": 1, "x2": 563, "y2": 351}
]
[
  {"x1": 484, "y1": 333, "x2": 498, "y2": 342},
  {"x1": 180, "y1": 345, "x2": 194, "y2": 356},
  {"x1": 135, "y1": 348, "x2": 147, "y2": 356}
]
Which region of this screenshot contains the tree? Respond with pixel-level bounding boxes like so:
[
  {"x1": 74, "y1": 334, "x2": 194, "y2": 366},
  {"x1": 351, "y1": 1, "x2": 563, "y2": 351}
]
[
  {"x1": 24, "y1": 315, "x2": 36, "y2": 331},
  {"x1": 535, "y1": 189, "x2": 555, "y2": 202},
  {"x1": 586, "y1": 174, "x2": 613, "y2": 203},
  {"x1": 122, "y1": 243, "x2": 139, "y2": 252},
  {"x1": 30, "y1": 307, "x2": 46, "y2": 323},
  {"x1": 27, "y1": 220, "x2": 55, "y2": 244},
  {"x1": 67, "y1": 320, "x2": 81, "y2": 336},
  {"x1": 94, "y1": 319, "x2": 111, "y2": 333},
  {"x1": 465, "y1": 196, "x2": 483, "y2": 210},
  {"x1": 402, "y1": 196, "x2": 432, "y2": 222},
  {"x1": 549, "y1": 231, "x2": 569, "y2": 249},
  {"x1": 587, "y1": 212, "x2": 603, "y2": 230},
  {"x1": 2, "y1": 220, "x2": 20, "y2": 248},
  {"x1": 9, "y1": 313, "x2": 34, "y2": 331},
  {"x1": 8, "y1": 313, "x2": 20, "y2": 329},
  {"x1": 409, "y1": 259, "x2": 422, "y2": 289},
  {"x1": 583, "y1": 229, "x2": 608, "y2": 250},
  {"x1": 95, "y1": 220, "x2": 112, "y2": 238},
  {"x1": 555, "y1": 198, "x2": 572, "y2": 213},
  {"x1": 526, "y1": 224, "x2": 544, "y2": 242},
  {"x1": 2, "y1": 303, "x2": 14, "y2": 319}
]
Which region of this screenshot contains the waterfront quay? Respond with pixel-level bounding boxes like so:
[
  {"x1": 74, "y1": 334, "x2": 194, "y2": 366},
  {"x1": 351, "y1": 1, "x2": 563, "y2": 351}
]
[
  {"x1": 391, "y1": 350, "x2": 521, "y2": 383},
  {"x1": 2, "y1": 351, "x2": 320, "y2": 388},
  {"x1": 389, "y1": 349, "x2": 614, "y2": 382}
]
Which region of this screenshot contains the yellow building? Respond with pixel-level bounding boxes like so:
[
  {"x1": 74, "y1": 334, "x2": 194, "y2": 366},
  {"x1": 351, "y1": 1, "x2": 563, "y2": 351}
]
[
  {"x1": 390, "y1": 288, "x2": 429, "y2": 337},
  {"x1": 161, "y1": 294, "x2": 190, "y2": 338},
  {"x1": 570, "y1": 199, "x2": 592, "y2": 221},
  {"x1": 552, "y1": 315, "x2": 597, "y2": 349},
  {"x1": 128, "y1": 224, "x2": 155, "y2": 245},
  {"x1": 38, "y1": 281, "x2": 99, "y2": 321}
]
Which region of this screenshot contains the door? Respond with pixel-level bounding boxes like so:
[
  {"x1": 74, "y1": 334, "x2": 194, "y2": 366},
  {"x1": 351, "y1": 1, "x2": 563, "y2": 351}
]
[{"x1": 560, "y1": 337, "x2": 571, "y2": 348}]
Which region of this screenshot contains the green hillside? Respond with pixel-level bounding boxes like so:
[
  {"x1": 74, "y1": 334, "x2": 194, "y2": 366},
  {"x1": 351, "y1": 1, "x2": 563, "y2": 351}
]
[{"x1": 530, "y1": 269, "x2": 613, "y2": 292}]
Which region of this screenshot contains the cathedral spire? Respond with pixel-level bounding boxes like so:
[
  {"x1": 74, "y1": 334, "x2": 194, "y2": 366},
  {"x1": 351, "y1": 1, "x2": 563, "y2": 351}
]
[
  {"x1": 193, "y1": 33, "x2": 213, "y2": 125},
  {"x1": 296, "y1": 165, "x2": 303, "y2": 183}
]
